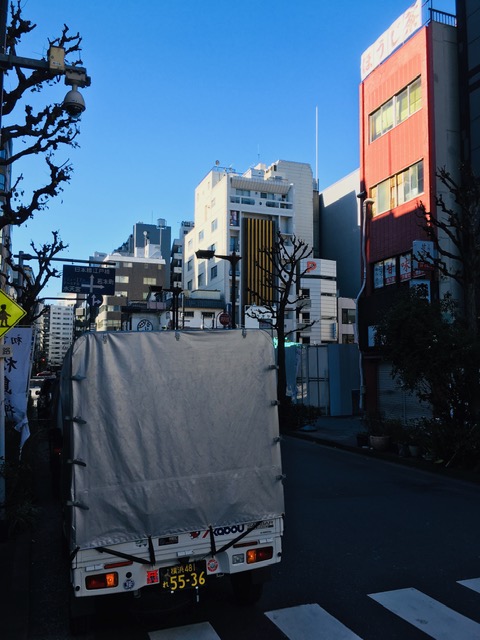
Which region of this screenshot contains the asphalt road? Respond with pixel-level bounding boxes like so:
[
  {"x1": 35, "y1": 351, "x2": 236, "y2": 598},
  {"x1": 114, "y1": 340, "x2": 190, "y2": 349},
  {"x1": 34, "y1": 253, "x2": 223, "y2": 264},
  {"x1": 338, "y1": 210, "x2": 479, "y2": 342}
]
[{"x1": 27, "y1": 435, "x2": 480, "y2": 639}]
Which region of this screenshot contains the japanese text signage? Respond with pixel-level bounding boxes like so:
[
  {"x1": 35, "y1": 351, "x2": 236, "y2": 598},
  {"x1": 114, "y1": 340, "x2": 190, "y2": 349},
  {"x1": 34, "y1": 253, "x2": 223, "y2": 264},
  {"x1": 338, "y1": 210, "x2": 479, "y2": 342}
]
[
  {"x1": 62, "y1": 265, "x2": 116, "y2": 295},
  {"x1": 361, "y1": 0, "x2": 422, "y2": 80}
]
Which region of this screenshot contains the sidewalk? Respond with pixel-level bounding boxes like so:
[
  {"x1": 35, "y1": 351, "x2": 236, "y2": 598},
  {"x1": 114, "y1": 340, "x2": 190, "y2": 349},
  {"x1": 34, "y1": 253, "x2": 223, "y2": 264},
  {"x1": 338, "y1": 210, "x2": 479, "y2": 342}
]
[
  {"x1": 286, "y1": 415, "x2": 480, "y2": 486},
  {"x1": 292, "y1": 415, "x2": 364, "y2": 448}
]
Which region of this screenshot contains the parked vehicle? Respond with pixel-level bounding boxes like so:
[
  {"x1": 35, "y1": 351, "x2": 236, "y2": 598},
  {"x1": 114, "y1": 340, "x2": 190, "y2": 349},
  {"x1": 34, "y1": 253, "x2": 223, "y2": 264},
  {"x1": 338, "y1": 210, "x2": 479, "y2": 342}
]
[
  {"x1": 29, "y1": 379, "x2": 42, "y2": 408},
  {"x1": 36, "y1": 376, "x2": 58, "y2": 421},
  {"x1": 58, "y1": 330, "x2": 284, "y2": 632}
]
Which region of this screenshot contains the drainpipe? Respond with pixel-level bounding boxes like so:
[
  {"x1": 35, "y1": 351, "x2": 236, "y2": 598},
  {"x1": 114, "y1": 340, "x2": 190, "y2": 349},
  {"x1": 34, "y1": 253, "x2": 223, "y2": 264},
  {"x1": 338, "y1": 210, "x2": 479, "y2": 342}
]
[{"x1": 355, "y1": 197, "x2": 374, "y2": 411}]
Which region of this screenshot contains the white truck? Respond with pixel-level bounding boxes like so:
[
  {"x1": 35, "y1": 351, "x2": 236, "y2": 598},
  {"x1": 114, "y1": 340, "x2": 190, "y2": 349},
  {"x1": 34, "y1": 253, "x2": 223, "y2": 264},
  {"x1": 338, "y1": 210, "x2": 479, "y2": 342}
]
[{"x1": 58, "y1": 329, "x2": 284, "y2": 629}]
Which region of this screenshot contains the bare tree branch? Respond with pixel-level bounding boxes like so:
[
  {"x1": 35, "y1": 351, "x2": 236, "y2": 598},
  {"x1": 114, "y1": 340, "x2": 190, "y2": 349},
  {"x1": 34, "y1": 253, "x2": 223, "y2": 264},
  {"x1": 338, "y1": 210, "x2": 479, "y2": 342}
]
[
  {"x1": 0, "y1": 1, "x2": 85, "y2": 232},
  {"x1": 0, "y1": 230, "x2": 67, "y2": 323}
]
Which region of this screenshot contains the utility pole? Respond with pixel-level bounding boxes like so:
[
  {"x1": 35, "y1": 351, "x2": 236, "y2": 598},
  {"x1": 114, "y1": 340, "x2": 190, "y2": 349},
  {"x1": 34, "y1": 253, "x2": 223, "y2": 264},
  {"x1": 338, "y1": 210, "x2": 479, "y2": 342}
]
[{"x1": 0, "y1": 2, "x2": 90, "y2": 527}]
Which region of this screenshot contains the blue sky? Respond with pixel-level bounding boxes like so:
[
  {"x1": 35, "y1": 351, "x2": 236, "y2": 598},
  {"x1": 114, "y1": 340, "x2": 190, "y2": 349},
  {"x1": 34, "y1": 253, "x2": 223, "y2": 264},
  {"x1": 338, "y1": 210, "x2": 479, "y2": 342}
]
[{"x1": 10, "y1": 0, "x2": 455, "y2": 297}]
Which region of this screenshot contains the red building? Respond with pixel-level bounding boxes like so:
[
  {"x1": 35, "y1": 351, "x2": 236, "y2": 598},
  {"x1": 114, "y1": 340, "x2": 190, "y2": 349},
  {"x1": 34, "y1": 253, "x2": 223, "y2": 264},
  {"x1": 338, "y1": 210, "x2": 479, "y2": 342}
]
[{"x1": 358, "y1": 3, "x2": 459, "y2": 419}]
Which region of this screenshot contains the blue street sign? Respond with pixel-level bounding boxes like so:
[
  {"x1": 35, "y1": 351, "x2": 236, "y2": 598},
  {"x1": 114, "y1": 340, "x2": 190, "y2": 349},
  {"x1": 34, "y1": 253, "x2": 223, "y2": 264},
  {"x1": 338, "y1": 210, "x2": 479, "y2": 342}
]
[
  {"x1": 62, "y1": 265, "x2": 116, "y2": 295},
  {"x1": 86, "y1": 293, "x2": 103, "y2": 307}
]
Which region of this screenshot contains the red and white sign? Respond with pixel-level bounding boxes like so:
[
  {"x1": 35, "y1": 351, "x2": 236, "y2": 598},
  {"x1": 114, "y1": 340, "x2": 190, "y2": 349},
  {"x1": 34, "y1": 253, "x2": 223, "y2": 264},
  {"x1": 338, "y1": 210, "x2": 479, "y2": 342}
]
[
  {"x1": 361, "y1": 0, "x2": 422, "y2": 80},
  {"x1": 219, "y1": 312, "x2": 230, "y2": 326}
]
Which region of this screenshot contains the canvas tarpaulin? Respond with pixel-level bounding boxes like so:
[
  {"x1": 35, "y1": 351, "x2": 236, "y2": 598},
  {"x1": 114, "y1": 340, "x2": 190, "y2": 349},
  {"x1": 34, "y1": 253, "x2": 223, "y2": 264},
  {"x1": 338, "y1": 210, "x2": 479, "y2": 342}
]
[{"x1": 61, "y1": 329, "x2": 284, "y2": 550}]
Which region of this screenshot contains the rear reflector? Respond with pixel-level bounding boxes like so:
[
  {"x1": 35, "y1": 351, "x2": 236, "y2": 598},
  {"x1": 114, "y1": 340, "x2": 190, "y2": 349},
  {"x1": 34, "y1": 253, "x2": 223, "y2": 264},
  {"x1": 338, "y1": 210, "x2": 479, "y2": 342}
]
[
  {"x1": 104, "y1": 560, "x2": 133, "y2": 569},
  {"x1": 246, "y1": 546, "x2": 273, "y2": 564},
  {"x1": 85, "y1": 572, "x2": 118, "y2": 590}
]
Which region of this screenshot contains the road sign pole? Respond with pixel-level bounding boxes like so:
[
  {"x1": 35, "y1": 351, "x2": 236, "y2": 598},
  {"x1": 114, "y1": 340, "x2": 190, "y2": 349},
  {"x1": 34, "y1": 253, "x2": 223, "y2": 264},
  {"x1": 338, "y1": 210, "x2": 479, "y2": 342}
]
[{"x1": 0, "y1": 336, "x2": 4, "y2": 524}]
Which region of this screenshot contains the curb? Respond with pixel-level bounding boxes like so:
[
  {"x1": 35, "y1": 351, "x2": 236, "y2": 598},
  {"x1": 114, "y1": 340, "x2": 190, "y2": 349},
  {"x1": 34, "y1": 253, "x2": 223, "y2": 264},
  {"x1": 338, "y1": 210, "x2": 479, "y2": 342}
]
[{"x1": 285, "y1": 428, "x2": 480, "y2": 486}]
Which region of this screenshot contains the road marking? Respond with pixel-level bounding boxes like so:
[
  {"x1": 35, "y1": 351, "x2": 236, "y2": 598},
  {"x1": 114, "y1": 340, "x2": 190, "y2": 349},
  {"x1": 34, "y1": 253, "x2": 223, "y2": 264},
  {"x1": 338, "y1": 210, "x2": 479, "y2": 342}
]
[
  {"x1": 266, "y1": 603, "x2": 363, "y2": 639},
  {"x1": 149, "y1": 621, "x2": 221, "y2": 639},
  {"x1": 458, "y1": 577, "x2": 480, "y2": 594},
  {"x1": 369, "y1": 587, "x2": 480, "y2": 639}
]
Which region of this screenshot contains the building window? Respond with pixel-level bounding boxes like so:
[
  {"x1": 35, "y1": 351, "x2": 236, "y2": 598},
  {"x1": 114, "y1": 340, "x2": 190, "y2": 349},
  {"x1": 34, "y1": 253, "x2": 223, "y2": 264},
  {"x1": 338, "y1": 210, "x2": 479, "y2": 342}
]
[
  {"x1": 370, "y1": 77, "x2": 422, "y2": 141},
  {"x1": 342, "y1": 309, "x2": 356, "y2": 324},
  {"x1": 211, "y1": 265, "x2": 217, "y2": 279},
  {"x1": 370, "y1": 160, "x2": 424, "y2": 215},
  {"x1": 198, "y1": 273, "x2": 204, "y2": 287},
  {"x1": 143, "y1": 277, "x2": 156, "y2": 285},
  {"x1": 115, "y1": 275, "x2": 129, "y2": 283},
  {"x1": 211, "y1": 218, "x2": 218, "y2": 232},
  {"x1": 187, "y1": 258, "x2": 193, "y2": 271},
  {"x1": 199, "y1": 230, "x2": 204, "y2": 241},
  {"x1": 187, "y1": 280, "x2": 192, "y2": 290}
]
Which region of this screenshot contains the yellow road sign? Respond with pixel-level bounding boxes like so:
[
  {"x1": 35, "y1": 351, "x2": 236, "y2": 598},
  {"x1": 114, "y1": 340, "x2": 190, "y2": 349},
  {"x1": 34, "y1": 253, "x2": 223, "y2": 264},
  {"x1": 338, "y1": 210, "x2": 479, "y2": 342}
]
[{"x1": 0, "y1": 290, "x2": 26, "y2": 338}]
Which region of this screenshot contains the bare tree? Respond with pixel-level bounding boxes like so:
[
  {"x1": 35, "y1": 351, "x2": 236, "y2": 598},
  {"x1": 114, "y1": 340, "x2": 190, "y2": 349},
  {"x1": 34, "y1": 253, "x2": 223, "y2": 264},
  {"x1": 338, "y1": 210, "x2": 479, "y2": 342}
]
[
  {"x1": 0, "y1": 230, "x2": 67, "y2": 323},
  {"x1": 417, "y1": 166, "x2": 480, "y2": 337},
  {"x1": 0, "y1": 0, "x2": 87, "y2": 230},
  {"x1": 247, "y1": 232, "x2": 315, "y2": 413}
]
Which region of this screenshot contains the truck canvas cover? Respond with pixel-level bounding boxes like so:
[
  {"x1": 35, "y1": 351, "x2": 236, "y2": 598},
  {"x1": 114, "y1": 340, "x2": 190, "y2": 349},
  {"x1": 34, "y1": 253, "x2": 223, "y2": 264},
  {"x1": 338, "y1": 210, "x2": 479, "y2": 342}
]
[{"x1": 60, "y1": 330, "x2": 284, "y2": 551}]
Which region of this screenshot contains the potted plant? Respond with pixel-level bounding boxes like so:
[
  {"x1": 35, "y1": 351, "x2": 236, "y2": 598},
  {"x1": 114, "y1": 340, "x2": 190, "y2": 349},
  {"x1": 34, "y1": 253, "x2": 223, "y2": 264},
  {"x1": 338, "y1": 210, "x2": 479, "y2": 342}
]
[
  {"x1": 405, "y1": 421, "x2": 423, "y2": 458},
  {"x1": 356, "y1": 431, "x2": 370, "y2": 447},
  {"x1": 362, "y1": 412, "x2": 391, "y2": 451}
]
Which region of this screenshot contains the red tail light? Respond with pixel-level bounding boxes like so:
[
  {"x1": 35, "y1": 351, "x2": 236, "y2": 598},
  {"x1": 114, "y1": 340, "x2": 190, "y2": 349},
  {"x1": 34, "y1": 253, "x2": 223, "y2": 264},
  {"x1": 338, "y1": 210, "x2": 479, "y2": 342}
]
[
  {"x1": 85, "y1": 572, "x2": 118, "y2": 590},
  {"x1": 246, "y1": 546, "x2": 273, "y2": 564}
]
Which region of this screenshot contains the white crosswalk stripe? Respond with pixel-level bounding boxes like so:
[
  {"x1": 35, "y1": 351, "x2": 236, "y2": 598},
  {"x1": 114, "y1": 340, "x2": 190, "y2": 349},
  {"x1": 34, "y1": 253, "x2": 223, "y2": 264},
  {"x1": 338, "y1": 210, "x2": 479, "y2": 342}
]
[
  {"x1": 265, "y1": 603, "x2": 363, "y2": 639},
  {"x1": 369, "y1": 586, "x2": 480, "y2": 640},
  {"x1": 458, "y1": 577, "x2": 480, "y2": 594},
  {"x1": 149, "y1": 621, "x2": 221, "y2": 639},
  {"x1": 148, "y1": 579, "x2": 480, "y2": 640}
]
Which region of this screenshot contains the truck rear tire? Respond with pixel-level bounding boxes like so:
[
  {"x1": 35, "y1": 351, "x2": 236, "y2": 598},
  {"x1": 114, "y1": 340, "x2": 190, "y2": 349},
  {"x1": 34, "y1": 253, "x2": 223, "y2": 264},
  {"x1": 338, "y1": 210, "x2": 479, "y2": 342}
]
[
  {"x1": 231, "y1": 570, "x2": 264, "y2": 605},
  {"x1": 69, "y1": 592, "x2": 95, "y2": 636}
]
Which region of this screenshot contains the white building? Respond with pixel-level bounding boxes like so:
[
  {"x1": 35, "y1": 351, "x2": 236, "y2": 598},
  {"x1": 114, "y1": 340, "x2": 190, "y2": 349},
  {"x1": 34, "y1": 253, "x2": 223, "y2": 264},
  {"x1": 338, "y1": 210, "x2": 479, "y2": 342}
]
[
  {"x1": 184, "y1": 159, "x2": 338, "y2": 343},
  {"x1": 39, "y1": 304, "x2": 75, "y2": 367}
]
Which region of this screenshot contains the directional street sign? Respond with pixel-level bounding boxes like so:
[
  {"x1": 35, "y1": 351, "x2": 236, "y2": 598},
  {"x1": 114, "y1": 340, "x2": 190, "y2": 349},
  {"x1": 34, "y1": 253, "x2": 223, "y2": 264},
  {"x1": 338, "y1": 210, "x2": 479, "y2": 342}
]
[
  {"x1": 0, "y1": 290, "x2": 26, "y2": 338},
  {"x1": 86, "y1": 293, "x2": 103, "y2": 308},
  {"x1": 62, "y1": 265, "x2": 115, "y2": 295}
]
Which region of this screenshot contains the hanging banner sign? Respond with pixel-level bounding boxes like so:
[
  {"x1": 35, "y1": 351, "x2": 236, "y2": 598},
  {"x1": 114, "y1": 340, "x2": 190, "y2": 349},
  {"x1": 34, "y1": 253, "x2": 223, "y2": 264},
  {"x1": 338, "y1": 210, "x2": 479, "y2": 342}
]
[{"x1": 4, "y1": 327, "x2": 34, "y2": 449}]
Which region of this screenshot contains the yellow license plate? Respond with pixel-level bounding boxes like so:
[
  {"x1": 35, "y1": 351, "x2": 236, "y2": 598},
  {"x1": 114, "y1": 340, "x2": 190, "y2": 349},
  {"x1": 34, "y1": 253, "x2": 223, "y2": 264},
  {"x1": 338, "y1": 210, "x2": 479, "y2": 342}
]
[{"x1": 160, "y1": 561, "x2": 207, "y2": 591}]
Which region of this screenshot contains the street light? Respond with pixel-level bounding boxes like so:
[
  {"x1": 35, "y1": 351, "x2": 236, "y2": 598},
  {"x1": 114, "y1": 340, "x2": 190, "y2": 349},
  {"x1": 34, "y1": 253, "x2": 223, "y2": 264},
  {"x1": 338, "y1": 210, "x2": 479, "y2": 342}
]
[
  {"x1": 148, "y1": 284, "x2": 183, "y2": 330},
  {"x1": 195, "y1": 249, "x2": 242, "y2": 329}
]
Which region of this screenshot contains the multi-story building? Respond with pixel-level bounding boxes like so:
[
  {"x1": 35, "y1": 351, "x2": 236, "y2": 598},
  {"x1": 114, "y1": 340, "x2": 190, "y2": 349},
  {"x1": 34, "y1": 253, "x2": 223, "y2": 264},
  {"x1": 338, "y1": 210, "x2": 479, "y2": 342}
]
[
  {"x1": 115, "y1": 219, "x2": 172, "y2": 282},
  {"x1": 83, "y1": 222, "x2": 169, "y2": 332},
  {"x1": 39, "y1": 303, "x2": 75, "y2": 367},
  {"x1": 457, "y1": 0, "x2": 480, "y2": 174},
  {"x1": 184, "y1": 160, "x2": 338, "y2": 344},
  {"x1": 171, "y1": 221, "x2": 194, "y2": 288},
  {"x1": 358, "y1": 1, "x2": 458, "y2": 418},
  {"x1": 91, "y1": 252, "x2": 168, "y2": 331}
]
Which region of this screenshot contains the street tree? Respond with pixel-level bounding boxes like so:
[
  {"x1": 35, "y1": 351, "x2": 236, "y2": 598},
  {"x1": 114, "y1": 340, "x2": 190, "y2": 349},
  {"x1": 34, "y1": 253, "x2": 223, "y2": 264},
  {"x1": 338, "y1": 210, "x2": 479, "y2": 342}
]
[
  {"x1": 247, "y1": 232, "x2": 314, "y2": 418},
  {"x1": 417, "y1": 166, "x2": 480, "y2": 337},
  {"x1": 375, "y1": 167, "x2": 480, "y2": 466},
  {"x1": 0, "y1": 0, "x2": 87, "y2": 230},
  {"x1": 0, "y1": 230, "x2": 67, "y2": 323}
]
